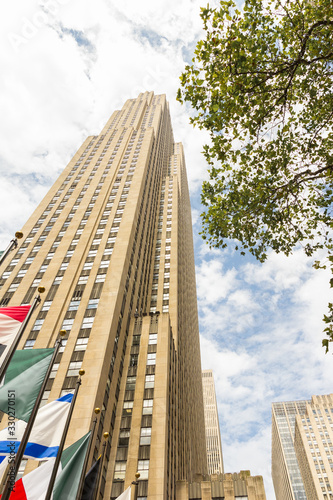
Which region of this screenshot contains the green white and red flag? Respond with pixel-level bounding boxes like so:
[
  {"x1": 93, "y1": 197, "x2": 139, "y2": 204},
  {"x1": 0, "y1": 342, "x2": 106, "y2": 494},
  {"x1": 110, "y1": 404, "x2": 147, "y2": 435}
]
[{"x1": 1, "y1": 431, "x2": 91, "y2": 500}]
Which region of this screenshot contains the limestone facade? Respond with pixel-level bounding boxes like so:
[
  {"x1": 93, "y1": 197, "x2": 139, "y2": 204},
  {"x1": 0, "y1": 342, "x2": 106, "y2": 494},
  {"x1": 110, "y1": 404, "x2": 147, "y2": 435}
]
[{"x1": 0, "y1": 92, "x2": 207, "y2": 499}]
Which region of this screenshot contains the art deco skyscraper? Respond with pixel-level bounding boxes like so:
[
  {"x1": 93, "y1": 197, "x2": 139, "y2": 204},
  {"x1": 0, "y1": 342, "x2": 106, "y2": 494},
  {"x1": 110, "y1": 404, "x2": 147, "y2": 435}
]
[
  {"x1": 272, "y1": 394, "x2": 333, "y2": 500},
  {"x1": 0, "y1": 92, "x2": 208, "y2": 499},
  {"x1": 202, "y1": 370, "x2": 224, "y2": 475}
]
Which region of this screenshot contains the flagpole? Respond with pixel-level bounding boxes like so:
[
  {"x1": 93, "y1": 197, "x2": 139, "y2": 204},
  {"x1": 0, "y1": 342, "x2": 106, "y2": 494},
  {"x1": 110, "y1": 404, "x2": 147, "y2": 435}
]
[
  {"x1": 132, "y1": 472, "x2": 140, "y2": 500},
  {"x1": 1, "y1": 329, "x2": 66, "y2": 500},
  {"x1": 75, "y1": 409, "x2": 102, "y2": 500},
  {"x1": 92, "y1": 432, "x2": 109, "y2": 500},
  {"x1": 0, "y1": 232, "x2": 23, "y2": 267},
  {"x1": 0, "y1": 286, "x2": 45, "y2": 384},
  {"x1": 44, "y1": 369, "x2": 85, "y2": 500}
]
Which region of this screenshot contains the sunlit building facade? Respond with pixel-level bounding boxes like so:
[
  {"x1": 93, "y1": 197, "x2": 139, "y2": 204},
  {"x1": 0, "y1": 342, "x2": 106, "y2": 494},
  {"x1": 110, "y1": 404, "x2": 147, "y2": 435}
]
[
  {"x1": 202, "y1": 370, "x2": 224, "y2": 475},
  {"x1": 0, "y1": 92, "x2": 208, "y2": 499},
  {"x1": 272, "y1": 394, "x2": 333, "y2": 500},
  {"x1": 176, "y1": 470, "x2": 266, "y2": 499}
]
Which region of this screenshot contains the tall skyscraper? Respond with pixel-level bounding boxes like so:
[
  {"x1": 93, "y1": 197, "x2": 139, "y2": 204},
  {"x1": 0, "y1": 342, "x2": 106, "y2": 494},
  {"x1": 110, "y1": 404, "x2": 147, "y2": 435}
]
[
  {"x1": 202, "y1": 370, "x2": 224, "y2": 475},
  {"x1": 272, "y1": 394, "x2": 333, "y2": 500},
  {"x1": 0, "y1": 92, "x2": 207, "y2": 499}
]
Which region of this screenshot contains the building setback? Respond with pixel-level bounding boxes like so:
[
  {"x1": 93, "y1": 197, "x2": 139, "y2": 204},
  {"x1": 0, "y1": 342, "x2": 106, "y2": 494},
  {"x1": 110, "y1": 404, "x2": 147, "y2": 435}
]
[
  {"x1": 0, "y1": 92, "x2": 208, "y2": 499},
  {"x1": 176, "y1": 470, "x2": 266, "y2": 500},
  {"x1": 202, "y1": 370, "x2": 224, "y2": 475},
  {"x1": 272, "y1": 394, "x2": 333, "y2": 500}
]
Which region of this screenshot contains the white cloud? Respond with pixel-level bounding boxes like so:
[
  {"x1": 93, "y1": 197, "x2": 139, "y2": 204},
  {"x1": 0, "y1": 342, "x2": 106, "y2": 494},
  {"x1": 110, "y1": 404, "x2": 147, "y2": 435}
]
[
  {"x1": 196, "y1": 259, "x2": 238, "y2": 305},
  {"x1": 198, "y1": 238, "x2": 332, "y2": 499}
]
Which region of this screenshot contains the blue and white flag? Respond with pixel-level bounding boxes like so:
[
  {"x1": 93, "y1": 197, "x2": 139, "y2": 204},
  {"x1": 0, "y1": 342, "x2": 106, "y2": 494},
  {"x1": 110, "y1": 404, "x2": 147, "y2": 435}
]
[{"x1": 0, "y1": 393, "x2": 73, "y2": 461}]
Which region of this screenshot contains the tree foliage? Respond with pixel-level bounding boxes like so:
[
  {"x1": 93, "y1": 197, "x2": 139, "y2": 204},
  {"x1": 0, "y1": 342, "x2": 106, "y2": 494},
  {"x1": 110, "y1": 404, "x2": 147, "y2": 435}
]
[{"x1": 178, "y1": 0, "x2": 333, "y2": 348}]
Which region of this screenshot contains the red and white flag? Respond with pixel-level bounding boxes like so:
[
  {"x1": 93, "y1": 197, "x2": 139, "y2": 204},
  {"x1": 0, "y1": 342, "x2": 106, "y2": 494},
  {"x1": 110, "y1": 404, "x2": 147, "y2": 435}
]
[
  {"x1": 0, "y1": 432, "x2": 91, "y2": 499},
  {"x1": 0, "y1": 306, "x2": 30, "y2": 365}
]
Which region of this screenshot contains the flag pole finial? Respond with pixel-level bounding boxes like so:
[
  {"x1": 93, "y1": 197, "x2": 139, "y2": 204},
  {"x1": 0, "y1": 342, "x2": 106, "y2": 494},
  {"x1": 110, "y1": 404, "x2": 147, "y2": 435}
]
[
  {"x1": 79, "y1": 369, "x2": 85, "y2": 376},
  {"x1": 59, "y1": 329, "x2": 67, "y2": 337},
  {"x1": 94, "y1": 407, "x2": 101, "y2": 414},
  {"x1": 103, "y1": 432, "x2": 109, "y2": 440},
  {"x1": 38, "y1": 286, "x2": 46, "y2": 294},
  {"x1": 0, "y1": 232, "x2": 24, "y2": 267}
]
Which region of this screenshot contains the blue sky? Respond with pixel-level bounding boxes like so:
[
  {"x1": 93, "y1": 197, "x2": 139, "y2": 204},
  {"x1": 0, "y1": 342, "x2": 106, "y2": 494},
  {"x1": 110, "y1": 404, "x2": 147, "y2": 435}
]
[{"x1": 0, "y1": 1, "x2": 332, "y2": 498}]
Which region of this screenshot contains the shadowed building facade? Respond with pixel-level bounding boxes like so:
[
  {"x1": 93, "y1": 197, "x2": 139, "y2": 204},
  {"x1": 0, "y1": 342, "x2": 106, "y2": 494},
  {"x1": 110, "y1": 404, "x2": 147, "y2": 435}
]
[
  {"x1": 0, "y1": 92, "x2": 207, "y2": 499},
  {"x1": 202, "y1": 370, "x2": 224, "y2": 475}
]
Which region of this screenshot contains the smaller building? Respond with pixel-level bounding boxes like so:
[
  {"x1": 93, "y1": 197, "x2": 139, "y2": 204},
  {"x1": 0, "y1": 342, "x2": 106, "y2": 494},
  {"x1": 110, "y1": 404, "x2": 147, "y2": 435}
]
[
  {"x1": 294, "y1": 395, "x2": 333, "y2": 499},
  {"x1": 176, "y1": 471, "x2": 266, "y2": 500},
  {"x1": 202, "y1": 370, "x2": 224, "y2": 474},
  {"x1": 272, "y1": 399, "x2": 308, "y2": 500},
  {"x1": 272, "y1": 393, "x2": 333, "y2": 500}
]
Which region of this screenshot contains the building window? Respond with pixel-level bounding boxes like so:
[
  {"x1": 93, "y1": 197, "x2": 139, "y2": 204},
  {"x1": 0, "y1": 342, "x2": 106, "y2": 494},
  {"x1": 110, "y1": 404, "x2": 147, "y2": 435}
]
[
  {"x1": 114, "y1": 462, "x2": 126, "y2": 480},
  {"x1": 137, "y1": 460, "x2": 149, "y2": 480},
  {"x1": 24, "y1": 340, "x2": 36, "y2": 350},
  {"x1": 126, "y1": 377, "x2": 136, "y2": 390},
  {"x1": 142, "y1": 400, "x2": 153, "y2": 415},
  {"x1": 62, "y1": 319, "x2": 74, "y2": 331},
  {"x1": 95, "y1": 275, "x2": 106, "y2": 283},
  {"x1": 32, "y1": 319, "x2": 44, "y2": 331},
  {"x1": 140, "y1": 428, "x2": 151, "y2": 445},
  {"x1": 8, "y1": 283, "x2": 19, "y2": 292},
  {"x1": 87, "y1": 299, "x2": 99, "y2": 309},
  {"x1": 119, "y1": 430, "x2": 130, "y2": 447},
  {"x1": 67, "y1": 361, "x2": 82, "y2": 377},
  {"x1": 42, "y1": 301, "x2": 52, "y2": 311},
  {"x1": 82, "y1": 317, "x2": 95, "y2": 329},
  {"x1": 49, "y1": 363, "x2": 60, "y2": 379},
  {"x1": 75, "y1": 338, "x2": 89, "y2": 351},
  {"x1": 83, "y1": 262, "x2": 93, "y2": 270},
  {"x1": 144, "y1": 375, "x2": 154, "y2": 389},
  {"x1": 123, "y1": 401, "x2": 133, "y2": 410},
  {"x1": 59, "y1": 339, "x2": 68, "y2": 353},
  {"x1": 99, "y1": 261, "x2": 109, "y2": 268},
  {"x1": 146, "y1": 353, "x2": 156, "y2": 366},
  {"x1": 69, "y1": 300, "x2": 80, "y2": 311}
]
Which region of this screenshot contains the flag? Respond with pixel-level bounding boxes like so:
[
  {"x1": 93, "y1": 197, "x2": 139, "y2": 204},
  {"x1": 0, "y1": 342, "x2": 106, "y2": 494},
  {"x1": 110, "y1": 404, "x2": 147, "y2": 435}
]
[
  {"x1": 1, "y1": 432, "x2": 91, "y2": 500},
  {"x1": 80, "y1": 456, "x2": 101, "y2": 500},
  {"x1": 0, "y1": 348, "x2": 54, "y2": 422},
  {"x1": 116, "y1": 487, "x2": 131, "y2": 500},
  {"x1": 53, "y1": 431, "x2": 91, "y2": 500},
  {"x1": 0, "y1": 393, "x2": 74, "y2": 461},
  {"x1": 0, "y1": 306, "x2": 30, "y2": 366}
]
